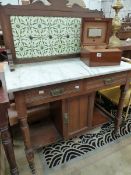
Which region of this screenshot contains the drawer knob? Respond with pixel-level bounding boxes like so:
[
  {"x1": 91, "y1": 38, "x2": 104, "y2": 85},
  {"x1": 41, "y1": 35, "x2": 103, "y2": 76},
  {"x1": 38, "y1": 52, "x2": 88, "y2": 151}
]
[
  {"x1": 75, "y1": 85, "x2": 80, "y2": 90},
  {"x1": 39, "y1": 90, "x2": 45, "y2": 94}
]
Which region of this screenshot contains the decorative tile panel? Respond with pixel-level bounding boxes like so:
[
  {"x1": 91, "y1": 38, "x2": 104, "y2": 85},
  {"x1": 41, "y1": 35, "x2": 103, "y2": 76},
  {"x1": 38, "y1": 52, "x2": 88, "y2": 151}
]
[{"x1": 10, "y1": 16, "x2": 81, "y2": 59}]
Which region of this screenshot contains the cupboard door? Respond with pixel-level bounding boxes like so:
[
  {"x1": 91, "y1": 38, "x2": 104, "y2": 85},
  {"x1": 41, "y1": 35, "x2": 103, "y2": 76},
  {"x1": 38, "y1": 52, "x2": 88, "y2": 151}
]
[{"x1": 62, "y1": 95, "x2": 91, "y2": 138}]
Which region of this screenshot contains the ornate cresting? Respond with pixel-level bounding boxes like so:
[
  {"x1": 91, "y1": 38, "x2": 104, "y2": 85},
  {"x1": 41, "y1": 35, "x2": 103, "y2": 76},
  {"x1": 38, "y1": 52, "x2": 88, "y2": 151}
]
[{"x1": 108, "y1": 0, "x2": 123, "y2": 48}]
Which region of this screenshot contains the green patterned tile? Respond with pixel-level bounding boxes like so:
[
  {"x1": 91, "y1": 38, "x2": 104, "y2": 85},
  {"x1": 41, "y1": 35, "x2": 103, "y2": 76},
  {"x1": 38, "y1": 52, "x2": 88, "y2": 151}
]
[{"x1": 10, "y1": 16, "x2": 81, "y2": 59}]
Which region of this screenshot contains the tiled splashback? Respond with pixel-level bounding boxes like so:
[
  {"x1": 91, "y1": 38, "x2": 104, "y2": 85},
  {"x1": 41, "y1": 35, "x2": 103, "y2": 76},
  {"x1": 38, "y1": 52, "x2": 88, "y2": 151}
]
[{"x1": 10, "y1": 16, "x2": 81, "y2": 59}]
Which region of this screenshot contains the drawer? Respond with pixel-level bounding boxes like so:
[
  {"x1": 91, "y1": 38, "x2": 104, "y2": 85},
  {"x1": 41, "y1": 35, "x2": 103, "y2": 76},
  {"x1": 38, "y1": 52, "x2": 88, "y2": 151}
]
[
  {"x1": 84, "y1": 72, "x2": 127, "y2": 92},
  {"x1": 24, "y1": 81, "x2": 82, "y2": 106}
]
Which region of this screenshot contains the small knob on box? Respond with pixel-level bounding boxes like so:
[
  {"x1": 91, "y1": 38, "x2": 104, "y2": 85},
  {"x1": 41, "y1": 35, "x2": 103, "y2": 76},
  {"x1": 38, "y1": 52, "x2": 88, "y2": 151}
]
[{"x1": 97, "y1": 53, "x2": 102, "y2": 58}]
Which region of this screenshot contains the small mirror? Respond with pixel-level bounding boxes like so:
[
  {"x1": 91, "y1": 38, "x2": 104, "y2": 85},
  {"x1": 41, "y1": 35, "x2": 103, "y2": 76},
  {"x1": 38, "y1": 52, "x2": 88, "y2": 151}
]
[{"x1": 88, "y1": 28, "x2": 102, "y2": 38}]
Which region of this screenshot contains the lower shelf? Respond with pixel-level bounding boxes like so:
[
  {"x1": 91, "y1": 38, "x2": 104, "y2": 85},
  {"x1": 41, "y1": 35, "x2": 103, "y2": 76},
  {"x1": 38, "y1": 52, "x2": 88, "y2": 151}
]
[
  {"x1": 30, "y1": 106, "x2": 110, "y2": 149},
  {"x1": 30, "y1": 118, "x2": 61, "y2": 149},
  {"x1": 92, "y1": 107, "x2": 109, "y2": 128}
]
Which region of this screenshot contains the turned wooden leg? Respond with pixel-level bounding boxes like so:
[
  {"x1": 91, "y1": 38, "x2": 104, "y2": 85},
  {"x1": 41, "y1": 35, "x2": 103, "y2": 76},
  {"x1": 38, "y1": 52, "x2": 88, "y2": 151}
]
[
  {"x1": 14, "y1": 92, "x2": 36, "y2": 174},
  {"x1": 115, "y1": 84, "x2": 128, "y2": 132},
  {"x1": 0, "y1": 105, "x2": 19, "y2": 175},
  {"x1": 20, "y1": 118, "x2": 35, "y2": 174}
]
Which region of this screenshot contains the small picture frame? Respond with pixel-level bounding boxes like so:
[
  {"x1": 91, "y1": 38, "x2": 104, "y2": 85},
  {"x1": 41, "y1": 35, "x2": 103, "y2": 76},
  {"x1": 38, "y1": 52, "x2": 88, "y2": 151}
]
[{"x1": 87, "y1": 28, "x2": 102, "y2": 38}]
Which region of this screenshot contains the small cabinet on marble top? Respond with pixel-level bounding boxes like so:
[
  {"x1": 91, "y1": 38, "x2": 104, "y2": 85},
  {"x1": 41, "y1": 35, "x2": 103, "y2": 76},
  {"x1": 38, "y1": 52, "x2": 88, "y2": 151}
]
[{"x1": 80, "y1": 18, "x2": 122, "y2": 66}]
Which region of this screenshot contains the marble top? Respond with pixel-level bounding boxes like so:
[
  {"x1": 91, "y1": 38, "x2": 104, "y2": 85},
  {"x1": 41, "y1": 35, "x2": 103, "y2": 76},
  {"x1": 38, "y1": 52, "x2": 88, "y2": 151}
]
[{"x1": 4, "y1": 58, "x2": 131, "y2": 93}]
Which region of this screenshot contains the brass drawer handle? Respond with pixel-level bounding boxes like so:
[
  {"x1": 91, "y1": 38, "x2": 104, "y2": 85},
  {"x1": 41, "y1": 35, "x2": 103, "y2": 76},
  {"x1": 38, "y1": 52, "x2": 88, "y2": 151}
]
[
  {"x1": 50, "y1": 88, "x2": 64, "y2": 97},
  {"x1": 104, "y1": 78, "x2": 114, "y2": 85}
]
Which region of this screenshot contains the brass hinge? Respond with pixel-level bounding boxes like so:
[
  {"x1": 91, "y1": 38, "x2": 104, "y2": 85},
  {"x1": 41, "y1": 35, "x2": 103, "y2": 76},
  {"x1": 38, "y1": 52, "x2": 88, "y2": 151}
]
[{"x1": 63, "y1": 113, "x2": 68, "y2": 124}]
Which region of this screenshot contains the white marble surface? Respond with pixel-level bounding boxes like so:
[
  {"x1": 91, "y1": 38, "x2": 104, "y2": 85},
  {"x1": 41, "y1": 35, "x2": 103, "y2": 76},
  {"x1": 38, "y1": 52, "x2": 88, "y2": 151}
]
[{"x1": 4, "y1": 58, "x2": 131, "y2": 93}]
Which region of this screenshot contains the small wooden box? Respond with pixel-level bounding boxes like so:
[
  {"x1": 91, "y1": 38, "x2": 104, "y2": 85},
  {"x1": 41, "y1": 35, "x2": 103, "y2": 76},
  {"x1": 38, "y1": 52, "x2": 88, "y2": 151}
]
[{"x1": 80, "y1": 18, "x2": 122, "y2": 67}]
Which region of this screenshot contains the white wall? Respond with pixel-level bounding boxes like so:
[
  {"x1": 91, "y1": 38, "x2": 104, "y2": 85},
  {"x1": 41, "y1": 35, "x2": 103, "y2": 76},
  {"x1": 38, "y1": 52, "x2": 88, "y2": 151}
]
[
  {"x1": 1, "y1": 0, "x2": 101, "y2": 8},
  {"x1": 1, "y1": 0, "x2": 101, "y2": 9},
  {"x1": 1, "y1": 0, "x2": 130, "y2": 19},
  {"x1": 101, "y1": 0, "x2": 131, "y2": 19},
  {"x1": 84, "y1": 0, "x2": 102, "y2": 10}
]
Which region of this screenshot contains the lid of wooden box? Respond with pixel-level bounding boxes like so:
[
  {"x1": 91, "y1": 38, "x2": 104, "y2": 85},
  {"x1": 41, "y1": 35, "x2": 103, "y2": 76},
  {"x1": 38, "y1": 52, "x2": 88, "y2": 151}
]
[
  {"x1": 81, "y1": 18, "x2": 112, "y2": 47},
  {"x1": 82, "y1": 47, "x2": 121, "y2": 53}
]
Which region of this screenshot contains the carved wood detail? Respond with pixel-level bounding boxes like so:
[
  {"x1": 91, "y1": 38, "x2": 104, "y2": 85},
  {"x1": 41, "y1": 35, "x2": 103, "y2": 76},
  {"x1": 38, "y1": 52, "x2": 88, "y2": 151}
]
[
  {"x1": 31, "y1": 0, "x2": 51, "y2": 6},
  {"x1": 30, "y1": 0, "x2": 87, "y2": 9}
]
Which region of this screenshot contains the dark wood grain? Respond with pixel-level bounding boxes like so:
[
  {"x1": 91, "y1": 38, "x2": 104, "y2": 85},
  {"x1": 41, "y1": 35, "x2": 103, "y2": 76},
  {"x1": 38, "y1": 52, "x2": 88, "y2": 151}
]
[
  {"x1": 63, "y1": 95, "x2": 89, "y2": 138},
  {"x1": 81, "y1": 48, "x2": 122, "y2": 67},
  {"x1": 87, "y1": 92, "x2": 96, "y2": 129},
  {"x1": 50, "y1": 100, "x2": 63, "y2": 136},
  {"x1": 8, "y1": 103, "x2": 50, "y2": 126},
  {"x1": 92, "y1": 107, "x2": 109, "y2": 127},
  {"x1": 30, "y1": 118, "x2": 61, "y2": 149},
  {"x1": 22, "y1": 72, "x2": 127, "y2": 109}
]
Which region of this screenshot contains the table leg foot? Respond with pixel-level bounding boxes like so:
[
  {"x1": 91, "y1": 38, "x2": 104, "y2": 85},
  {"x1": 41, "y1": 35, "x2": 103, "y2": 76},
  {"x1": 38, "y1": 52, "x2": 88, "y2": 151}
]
[
  {"x1": 1, "y1": 126, "x2": 19, "y2": 175},
  {"x1": 11, "y1": 167, "x2": 19, "y2": 175},
  {"x1": 25, "y1": 148, "x2": 36, "y2": 174},
  {"x1": 15, "y1": 92, "x2": 36, "y2": 174}
]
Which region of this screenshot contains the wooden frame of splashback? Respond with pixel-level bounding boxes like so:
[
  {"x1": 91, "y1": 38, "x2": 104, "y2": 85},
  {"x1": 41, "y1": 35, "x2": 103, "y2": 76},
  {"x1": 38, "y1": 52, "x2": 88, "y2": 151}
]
[{"x1": 0, "y1": 0, "x2": 104, "y2": 65}]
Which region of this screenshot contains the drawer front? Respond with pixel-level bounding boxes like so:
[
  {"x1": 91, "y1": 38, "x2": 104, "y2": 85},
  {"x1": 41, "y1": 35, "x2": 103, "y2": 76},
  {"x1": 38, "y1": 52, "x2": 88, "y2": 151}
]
[
  {"x1": 84, "y1": 72, "x2": 127, "y2": 92},
  {"x1": 24, "y1": 81, "x2": 82, "y2": 106}
]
